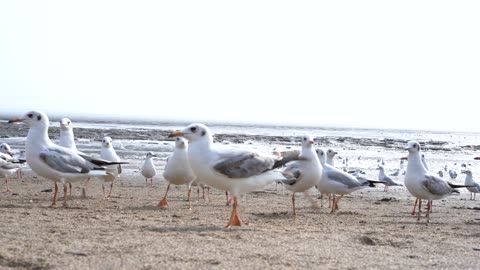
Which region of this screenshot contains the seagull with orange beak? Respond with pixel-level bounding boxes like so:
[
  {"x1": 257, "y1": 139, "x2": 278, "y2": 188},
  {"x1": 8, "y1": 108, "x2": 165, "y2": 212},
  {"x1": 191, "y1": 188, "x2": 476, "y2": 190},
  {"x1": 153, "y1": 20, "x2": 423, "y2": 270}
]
[
  {"x1": 169, "y1": 123, "x2": 286, "y2": 228},
  {"x1": 8, "y1": 111, "x2": 125, "y2": 207}
]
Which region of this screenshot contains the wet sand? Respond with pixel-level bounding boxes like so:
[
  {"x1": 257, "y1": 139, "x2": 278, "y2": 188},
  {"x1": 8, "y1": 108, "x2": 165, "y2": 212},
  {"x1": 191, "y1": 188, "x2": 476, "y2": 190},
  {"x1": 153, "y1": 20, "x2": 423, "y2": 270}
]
[{"x1": 0, "y1": 168, "x2": 479, "y2": 270}]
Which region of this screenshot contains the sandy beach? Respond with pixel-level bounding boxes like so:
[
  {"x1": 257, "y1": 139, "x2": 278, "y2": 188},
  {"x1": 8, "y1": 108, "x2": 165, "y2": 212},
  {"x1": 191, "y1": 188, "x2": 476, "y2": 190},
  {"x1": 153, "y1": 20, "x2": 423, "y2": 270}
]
[{"x1": 0, "y1": 165, "x2": 479, "y2": 270}]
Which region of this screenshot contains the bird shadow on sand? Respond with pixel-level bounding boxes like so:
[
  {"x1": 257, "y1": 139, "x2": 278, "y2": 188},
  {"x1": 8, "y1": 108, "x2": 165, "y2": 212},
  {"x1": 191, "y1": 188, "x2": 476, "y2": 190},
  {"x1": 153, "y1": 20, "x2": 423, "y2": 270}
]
[{"x1": 141, "y1": 225, "x2": 256, "y2": 233}]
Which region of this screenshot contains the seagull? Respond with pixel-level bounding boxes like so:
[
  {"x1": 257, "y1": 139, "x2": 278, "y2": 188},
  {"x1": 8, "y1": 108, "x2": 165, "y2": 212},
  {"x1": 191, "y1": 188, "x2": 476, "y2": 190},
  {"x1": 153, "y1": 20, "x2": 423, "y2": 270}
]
[
  {"x1": 58, "y1": 118, "x2": 80, "y2": 196},
  {"x1": 279, "y1": 135, "x2": 322, "y2": 215},
  {"x1": 169, "y1": 123, "x2": 285, "y2": 227},
  {"x1": 448, "y1": 169, "x2": 458, "y2": 180},
  {"x1": 421, "y1": 154, "x2": 429, "y2": 170},
  {"x1": 0, "y1": 152, "x2": 22, "y2": 192},
  {"x1": 160, "y1": 137, "x2": 196, "y2": 209},
  {"x1": 326, "y1": 149, "x2": 337, "y2": 167},
  {"x1": 462, "y1": 170, "x2": 480, "y2": 200},
  {"x1": 58, "y1": 118, "x2": 77, "y2": 151},
  {"x1": 8, "y1": 111, "x2": 124, "y2": 206},
  {"x1": 100, "y1": 136, "x2": 123, "y2": 199},
  {"x1": 0, "y1": 143, "x2": 25, "y2": 179},
  {"x1": 141, "y1": 152, "x2": 157, "y2": 186},
  {"x1": 377, "y1": 165, "x2": 403, "y2": 192},
  {"x1": 316, "y1": 149, "x2": 381, "y2": 213},
  {"x1": 389, "y1": 169, "x2": 400, "y2": 177},
  {"x1": 404, "y1": 141, "x2": 469, "y2": 224}
]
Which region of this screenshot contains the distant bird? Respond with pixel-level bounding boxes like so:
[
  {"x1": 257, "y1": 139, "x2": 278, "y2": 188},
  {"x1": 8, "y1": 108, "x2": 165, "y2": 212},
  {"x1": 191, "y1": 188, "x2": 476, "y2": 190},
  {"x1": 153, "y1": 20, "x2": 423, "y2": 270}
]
[
  {"x1": 448, "y1": 169, "x2": 458, "y2": 180},
  {"x1": 141, "y1": 152, "x2": 157, "y2": 186},
  {"x1": 438, "y1": 170, "x2": 444, "y2": 178},
  {"x1": 280, "y1": 135, "x2": 322, "y2": 215},
  {"x1": 8, "y1": 111, "x2": 124, "y2": 206},
  {"x1": 377, "y1": 166, "x2": 403, "y2": 192},
  {"x1": 160, "y1": 137, "x2": 196, "y2": 209},
  {"x1": 100, "y1": 136, "x2": 123, "y2": 199},
  {"x1": 0, "y1": 152, "x2": 22, "y2": 192},
  {"x1": 421, "y1": 154, "x2": 429, "y2": 170},
  {"x1": 0, "y1": 143, "x2": 23, "y2": 179},
  {"x1": 326, "y1": 149, "x2": 337, "y2": 167},
  {"x1": 462, "y1": 170, "x2": 480, "y2": 200},
  {"x1": 404, "y1": 141, "x2": 469, "y2": 224},
  {"x1": 389, "y1": 169, "x2": 400, "y2": 177}
]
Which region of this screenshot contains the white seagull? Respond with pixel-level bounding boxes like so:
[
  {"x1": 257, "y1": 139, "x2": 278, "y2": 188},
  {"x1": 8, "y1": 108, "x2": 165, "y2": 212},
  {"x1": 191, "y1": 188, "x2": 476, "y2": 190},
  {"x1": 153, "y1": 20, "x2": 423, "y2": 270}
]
[
  {"x1": 377, "y1": 165, "x2": 403, "y2": 192},
  {"x1": 160, "y1": 137, "x2": 196, "y2": 209},
  {"x1": 169, "y1": 123, "x2": 286, "y2": 227},
  {"x1": 0, "y1": 143, "x2": 24, "y2": 179},
  {"x1": 280, "y1": 135, "x2": 322, "y2": 215},
  {"x1": 316, "y1": 149, "x2": 381, "y2": 213},
  {"x1": 141, "y1": 152, "x2": 157, "y2": 186},
  {"x1": 8, "y1": 111, "x2": 123, "y2": 206},
  {"x1": 462, "y1": 170, "x2": 480, "y2": 200},
  {"x1": 0, "y1": 152, "x2": 21, "y2": 193},
  {"x1": 404, "y1": 141, "x2": 468, "y2": 224},
  {"x1": 100, "y1": 136, "x2": 123, "y2": 199}
]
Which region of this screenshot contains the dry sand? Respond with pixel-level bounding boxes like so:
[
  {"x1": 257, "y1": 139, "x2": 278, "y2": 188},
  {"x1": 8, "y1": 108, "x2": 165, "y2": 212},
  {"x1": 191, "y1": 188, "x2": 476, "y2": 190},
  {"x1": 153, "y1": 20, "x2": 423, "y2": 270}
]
[{"x1": 0, "y1": 169, "x2": 479, "y2": 270}]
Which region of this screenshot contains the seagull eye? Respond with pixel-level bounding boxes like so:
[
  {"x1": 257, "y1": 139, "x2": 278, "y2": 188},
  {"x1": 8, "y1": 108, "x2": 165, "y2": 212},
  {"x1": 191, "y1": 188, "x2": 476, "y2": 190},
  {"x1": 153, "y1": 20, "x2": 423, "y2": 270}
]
[
  {"x1": 190, "y1": 127, "x2": 197, "y2": 132},
  {"x1": 37, "y1": 116, "x2": 41, "y2": 121},
  {"x1": 68, "y1": 121, "x2": 71, "y2": 125},
  {"x1": 27, "y1": 113, "x2": 33, "y2": 118}
]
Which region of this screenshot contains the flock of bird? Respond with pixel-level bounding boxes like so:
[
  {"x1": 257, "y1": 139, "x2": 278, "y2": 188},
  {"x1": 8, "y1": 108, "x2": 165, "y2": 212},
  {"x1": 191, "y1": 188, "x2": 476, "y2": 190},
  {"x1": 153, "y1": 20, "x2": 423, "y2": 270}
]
[{"x1": 2, "y1": 110, "x2": 480, "y2": 228}]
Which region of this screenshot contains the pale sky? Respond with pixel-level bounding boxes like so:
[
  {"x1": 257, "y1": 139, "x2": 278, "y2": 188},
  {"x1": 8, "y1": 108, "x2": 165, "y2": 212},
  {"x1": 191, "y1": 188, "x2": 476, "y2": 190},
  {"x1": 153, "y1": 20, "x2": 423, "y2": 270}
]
[{"x1": 1, "y1": 1, "x2": 479, "y2": 131}]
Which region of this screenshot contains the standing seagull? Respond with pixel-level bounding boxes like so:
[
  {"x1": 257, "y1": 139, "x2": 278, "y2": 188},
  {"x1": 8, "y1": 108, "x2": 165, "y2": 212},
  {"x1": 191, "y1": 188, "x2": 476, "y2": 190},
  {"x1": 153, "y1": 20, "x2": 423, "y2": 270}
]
[
  {"x1": 169, "y1": 123, "x2": 285, "y2": 227},
  {"x1": 377, "y1": 166, "x2": 403, "y2": 192},
  {"x1": 58, "y1": 118, "x2": 79, "y2": 195},
  {"x1": 160, "y1": 137, "x2": 196, "y2": 209},
  {"x1": 280, "y1": 135, "x2": 322, "y2": 215},
  {"x1": 462, "y1": 170, "x2": 480, "y2": 200},
  {"x1": 0, "y1": 143, "x2": 23, "y2": 179},
  {"x1": 404, "y1": 141, "x2": 468, "y2": 224},
  {"x1": 316, "y1": 149, "x2": 381, "y2": 213},
  {"x1": 0, "y1": 152, "x2": 21, "y2": 192},
  {"x1": 8, "y1": 111, "x2": 122, "y2": 206},
  {"x1": 141, "y1": 152, "x2": 157, "y2": 186},
  {"x1": 100, "y1": 136, "x2": 122, "y2": 199}
]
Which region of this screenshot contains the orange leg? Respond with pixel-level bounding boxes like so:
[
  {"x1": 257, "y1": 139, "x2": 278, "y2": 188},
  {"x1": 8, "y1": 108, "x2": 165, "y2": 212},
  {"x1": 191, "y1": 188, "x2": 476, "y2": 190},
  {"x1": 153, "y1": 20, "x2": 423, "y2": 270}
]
[
  {"x1": 51, "y1": 183, "x2": 58, "y2": 206},
  {"x1": 334, "y1": 195, "x2": 343, "y2": 210},
  {"x1": 62, "y1": 184, "x2": 68, "y2": 208},
  {"x1": 411, "y1": 199, "x2": 418, "y2": 215},
  {"x1": 158, "y1": 184, "x2": 170, "y2": 207},
  {"x1": 330, "y1": 194, "x2": 336, "y2": 213},
  {"x1": 226, "y1": 196, "x2": 242, "y2": 228},
  {"x1": 107, "y1": 182, "x2": 114, "y2": 199},
  {"x1": 417, "y1": 199, "x2": 422, "y2": 221},
  {"x1": 4, "y1": 177, "x2": 11, "y2": 193},
  {"x1": 292, "y1": 192, "x2": 296, "y2": 215},
  {"x1": 426, "y1": 199, "x2": 431, "y2": 225},
  {"x1": 187, "y1": 186, "x2": 192, "y2": 210},
  {"x1": 225, "y1": 191, "x2": 231, "y2": 206}
]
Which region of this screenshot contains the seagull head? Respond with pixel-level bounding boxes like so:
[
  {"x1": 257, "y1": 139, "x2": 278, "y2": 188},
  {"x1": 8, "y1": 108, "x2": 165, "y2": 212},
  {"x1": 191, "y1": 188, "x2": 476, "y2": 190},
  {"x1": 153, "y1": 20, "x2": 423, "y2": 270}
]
[
  {"x1": 0, "y1": 143, "x2": 13, "y2": 157},
  {"x1": 102, "y1": 136, "x2": 113, "y2": 148},
  {"x1": 60, "y1": 118, "x2": 72, "y2": 130},
  {"x1": 146, "y1": 151, "x2": 157, "y2": 158},
  {"x1": 315, "y1": 148, "x2": 326, "y2": 164},
  {"x1": 405, "y1": 141, "x2": 421, "y2": 154},
  {"x1": 169, "y1": 123, "x2": 212, "y2": 143},
  {"x1": 9, "y1": 110, "x2": 49, "y2": 129},
  {"x1": 301, "y1": 135, "x2": 315, "y2": 148},
  {"x1": 326, "y1": 149, "x2": 338, "y2": 158},
  {"x1": 174, "y1": 137, "x2": 188, "y2": 149},
  {"x1": 461, "y1": 169, "x2": 472, "y2": 176}
]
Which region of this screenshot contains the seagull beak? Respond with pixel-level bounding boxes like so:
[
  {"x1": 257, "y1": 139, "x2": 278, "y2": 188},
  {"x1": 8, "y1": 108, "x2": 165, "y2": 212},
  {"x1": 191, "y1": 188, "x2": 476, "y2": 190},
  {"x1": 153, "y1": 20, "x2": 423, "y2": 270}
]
[
  {"x1": 474, "y1": 157, "x2": 480, "y2": 160},
  {"x1": 168, "y1": 130, "x2": 184, "y2": 138},
  {"x1": 309, "y1": 140, "x2": 314, "y2": 145},
  {"x1": 8, "y1": 152, "x2": 14, "y2": 157},
  {"x1": 400, "y1": 156, "x2": 408, "y2": 161},
  {"x1": 8, "y1": 118, "x2": 24, "y2": 123}
]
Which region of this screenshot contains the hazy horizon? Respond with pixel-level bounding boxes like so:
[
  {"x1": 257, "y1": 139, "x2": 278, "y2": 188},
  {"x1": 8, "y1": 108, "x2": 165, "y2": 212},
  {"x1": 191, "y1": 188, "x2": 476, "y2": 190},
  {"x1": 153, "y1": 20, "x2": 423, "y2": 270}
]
[{"x1": 1, "y1": 1, "x2": 479, "y2": 132}]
